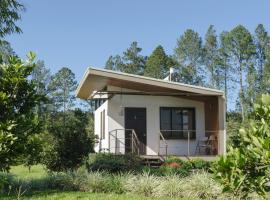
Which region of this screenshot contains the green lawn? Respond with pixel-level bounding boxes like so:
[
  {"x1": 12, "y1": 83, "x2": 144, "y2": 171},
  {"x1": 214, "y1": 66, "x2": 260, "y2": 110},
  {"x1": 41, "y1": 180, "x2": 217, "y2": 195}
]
[{"x1": 10, "y1": 164, "x2": 47, "y2": 179}]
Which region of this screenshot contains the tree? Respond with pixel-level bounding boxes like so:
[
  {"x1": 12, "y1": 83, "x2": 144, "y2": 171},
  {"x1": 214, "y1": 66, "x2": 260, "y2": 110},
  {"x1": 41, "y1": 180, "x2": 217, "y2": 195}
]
[
  {"x1": 226, "y1": 25, "x2": 256, "y2": 121},
  {"x1": 43, "y1": 109, "x2": 94, "y2": 171},
  {"x1": 0, "y1": 0, "x2": 25, "y2": 38},
  {"x1": 204, "y1": 25, "x2": 219, "y2": 88},
  {"x1": 31, "y1": 60, "x2": 51, "y2": 123},
  {"x1": 254, "y1": 24, "x2": 270, "y2": 93},
  {"x1": 48, "y1": 67, "x2": 77, "y2": 112},
  {"x1": 218, "y1": 31, "x2": 231, "y2": 106},
  {"x1": 105, "y1": 55, "x2": 115, "y2": 70},
  {"x1": 0, "y1": 40, "x2": 16, "y2": 63},
  {"x1": 144, "y1": 45, "x2": 175, "y2": 79},
  {"x1": 262, "y1": 52, "x2": 270, "y2": 93},
  {"x1": 105, "y1": 42, "x2": 146, "y2": 75},
  {"x1": 213, "y1": 94, "x2": 270, "y2": 198},
  {"x1": 174, "y1": 29, "x2": 204, "y2": 85},
  {"x1": 0, "y1": 52, "x2": 43, "y2": 171}
]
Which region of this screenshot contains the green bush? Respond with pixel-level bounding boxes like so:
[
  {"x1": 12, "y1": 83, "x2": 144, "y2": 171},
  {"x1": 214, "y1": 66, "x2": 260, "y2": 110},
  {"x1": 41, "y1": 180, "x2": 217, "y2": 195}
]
[
  {"x1": 190, "y1": 159, "x2": 211, "y2": 170},
  {"x1": 85, "y1": 153, "x2": 142, "y2": 173},
  {"x1": 212, "y1": 95, "x2": 270, "y2": 198},
  {"x1": 151, "y1": 157, "x2": 211, "y2": 176},
  {"x1": 124, "y1": 172, "x2": 160, "y2": 196}
]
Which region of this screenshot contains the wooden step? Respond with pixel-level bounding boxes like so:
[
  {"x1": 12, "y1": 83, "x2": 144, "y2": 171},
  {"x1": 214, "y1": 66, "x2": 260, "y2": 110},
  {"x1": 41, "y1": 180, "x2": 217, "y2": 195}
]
[{"x1": 140, "y1": 155, "x2": 164, "y2": 167}]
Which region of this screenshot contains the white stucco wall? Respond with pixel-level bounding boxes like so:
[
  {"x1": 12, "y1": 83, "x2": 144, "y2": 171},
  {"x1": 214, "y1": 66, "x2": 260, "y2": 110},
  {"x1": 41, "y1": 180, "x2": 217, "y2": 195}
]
[
  {"x1": 94, "y1": 101, "x2": 108, "y2": 152},
  {"x1": 104, "y1": 86, "x2": 206, "y2": 156}
]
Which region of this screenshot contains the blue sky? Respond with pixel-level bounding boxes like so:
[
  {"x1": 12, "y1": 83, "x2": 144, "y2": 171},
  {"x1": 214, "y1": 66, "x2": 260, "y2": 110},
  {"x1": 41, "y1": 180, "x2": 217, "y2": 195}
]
[{"x1": 6, "y1": 0, "x2": 270, "y2": 109}]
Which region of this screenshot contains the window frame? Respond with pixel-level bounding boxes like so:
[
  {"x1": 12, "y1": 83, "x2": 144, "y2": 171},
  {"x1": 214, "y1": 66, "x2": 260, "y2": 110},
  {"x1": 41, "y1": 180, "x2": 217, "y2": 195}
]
[{"x1": 159, "y1": 107, "x2": 196, "y2": 140}]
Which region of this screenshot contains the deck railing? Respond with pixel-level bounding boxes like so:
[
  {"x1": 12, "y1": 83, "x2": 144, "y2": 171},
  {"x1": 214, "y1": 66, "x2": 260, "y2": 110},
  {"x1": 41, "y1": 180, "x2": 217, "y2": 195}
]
[
  {"x1": 108, "y1": 129, "x2": 140, "y2": 155},
  {"x1": 158, "y1": 131, "x2": 168, "y2": 159},
  {"x1": 158, "y1": 130, "x2": 218, "y2": 157}
]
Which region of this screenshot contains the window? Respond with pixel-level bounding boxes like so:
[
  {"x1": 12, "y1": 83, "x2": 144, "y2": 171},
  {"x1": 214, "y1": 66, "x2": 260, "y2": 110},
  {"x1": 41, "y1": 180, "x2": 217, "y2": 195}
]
[
  {"x1": 160, "y1": 107, "x2": 195, "y2": 139},
  {"x1": 100, "y1": 110, "x2": 105, "y2": 139}
]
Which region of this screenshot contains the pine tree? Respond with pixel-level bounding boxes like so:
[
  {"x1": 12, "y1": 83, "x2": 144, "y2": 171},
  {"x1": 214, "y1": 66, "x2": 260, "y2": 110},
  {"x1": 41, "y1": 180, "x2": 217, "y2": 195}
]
[
  {"x1": 48, "y1": 67, "x2": 77, "y2": 113},
  {"x1": 144, "y1": 45, "x2": 174, "y2": 79},
  {"x1": 217, "y1": 31, "x2": 231, "y2": 109},
  {"x1": 174, "y1": 29, "x2": 204, "y2": 85},
  {"x1": 204, "y1": 25, "x2": 219, "y2": 88},
  {"x1": 254, "y1": 24, "x2": 270, "y2": 93},
  {"x1": 226, "y1": 25, "x2": 256, "y2": 121}
]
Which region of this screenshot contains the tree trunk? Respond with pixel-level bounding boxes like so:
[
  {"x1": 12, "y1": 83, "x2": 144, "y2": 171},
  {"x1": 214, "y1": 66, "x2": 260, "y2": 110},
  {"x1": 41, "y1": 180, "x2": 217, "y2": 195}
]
[{"x1": 239, "y1": 61, "x2": 245, "y2": 122}]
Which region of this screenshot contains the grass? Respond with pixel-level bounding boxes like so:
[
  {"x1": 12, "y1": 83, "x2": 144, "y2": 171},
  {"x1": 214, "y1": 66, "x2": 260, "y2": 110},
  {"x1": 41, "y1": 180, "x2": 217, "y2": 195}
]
[
  {"x1": 4, "y1": 165, "x2": 193, "y2": 199},
  {"x1": 1, "y1": 191, "x2": 193, "y2": 200},
  {"x1": 10, "y1": 165, "x2": 47, "y2": 179}
]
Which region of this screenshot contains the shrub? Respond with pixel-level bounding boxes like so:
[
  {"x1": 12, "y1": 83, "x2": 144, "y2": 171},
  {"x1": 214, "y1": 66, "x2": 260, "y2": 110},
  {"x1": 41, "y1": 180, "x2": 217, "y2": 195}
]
[
  {"x1": 181, "y1": 172, "x2": 223, "y2": 199},
  {"x1": 124, "y1": 172, "x2": 160, "y2": 196},
  {"x1": 154, "y1": 175, "x2": 184, "y2": 198},
  {"x1": 212, "y1": 94, "x2": 270, "y2": 198},
  {"x1": 86, "y1": 153, "x2": 142, "y2": 173},
  {"x1": 165, "y1": 156, "x2": 185, "y2": 165},
  {"x1": 190, "y1": 159, "x2": 211, "y2": 170},
  {"x1": 43, "y1": 110, "x2": 94, "y2": 172}
]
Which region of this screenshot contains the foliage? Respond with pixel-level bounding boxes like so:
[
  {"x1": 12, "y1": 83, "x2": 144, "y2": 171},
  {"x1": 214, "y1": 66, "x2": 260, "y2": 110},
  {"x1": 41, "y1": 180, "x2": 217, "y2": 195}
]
[
  {"x1": 23, "y1": 134, "x2": 45, "y2": 171},
  {"x1": 86, "y1": 153, "x2": 142, "y2": 173},
  {"x1": 0, "y1": 53, "x2": 44, "y2": 171},
  {"x1": 125, "y1": 172, "x2": 160, "y2": 196},
  {"x1": 226, "y1": 112, "x2": 242, "y2": 147},
  {"x1": 204, "y1": 25, "x2": 219, "y2": 88},
  {"x1": 0, "y1": 0, "x2": 25, "y2": 38},
  {"x1": 48, "y1": 67, "x2": 77, "y2": 112},
  {"x1": 0, "y1": 40, "x2": 16, "y2": 63},
  {"x1": 226, "y1": 25, "x2": 256, "y2": 121},
  {"x1": 43, "y1": 109, "x2": 94, "y2": 172},
  {"x1": 144, "y1": 45, "x2": 176, "y2": 79},
  {"x1": 3, "y1": 164, "x2": 266, "y2": 199},
  {"x1": 254, "y1": 24, "x2": 270, "y2": 94},
  {"x1": 143, "y1": 157, "x2": 211, "y2": 177},
  {"x1": 105, "y1": 41, "x2": 146, "y2": 75},
  {"x1": 213, "y1": 94, "x2": 270, "y2": 198},
  {"x1": 174, "y1": 29, "x2": 204, "y2": 85}
]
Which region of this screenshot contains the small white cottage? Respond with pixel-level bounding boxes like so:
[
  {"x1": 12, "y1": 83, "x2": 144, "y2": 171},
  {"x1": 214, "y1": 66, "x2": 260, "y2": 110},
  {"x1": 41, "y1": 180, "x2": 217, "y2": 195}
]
[{"x1": 76, "y1": 67, "x2": 226, "y2": 159}]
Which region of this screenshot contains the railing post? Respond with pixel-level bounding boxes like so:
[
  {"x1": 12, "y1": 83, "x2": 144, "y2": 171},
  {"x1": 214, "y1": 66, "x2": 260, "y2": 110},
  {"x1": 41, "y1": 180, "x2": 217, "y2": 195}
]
[
  {"x1": 108, "y1": 131, "x2": 111, "y2": 153},
  {"x1": 165, "y1": 144, "x2": 168, "y2": 159},
  {"x1": 115, "y1": 130, "x2": 118, "y2": 154},
  {"x1": 131, "y1": 130, "x2": 134, "y2": 154},
  {"x1": 187, "y1": 131, "x2": 190, "y2": 157}
]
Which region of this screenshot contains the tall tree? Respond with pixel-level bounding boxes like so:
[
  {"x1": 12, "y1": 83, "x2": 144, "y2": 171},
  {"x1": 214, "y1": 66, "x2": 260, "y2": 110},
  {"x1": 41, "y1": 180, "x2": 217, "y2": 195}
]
[
  {"x1": 144, "y1": 45, "x2": 175, "y2": 79},
  {"x1": 174, "y1": 29, "x2": 204, "y2": 85},
  {"x1": 105, "y1": 55, "x2": 115, "y2": 70},
  {"x1": 261, "y1": 50, "x2": 270, "y2": 94},
  {"x1": 31, "y1": 60, "x2": 51, "y2": 123},
  {"x1": 204, "y1": 25, "x2": 219, "y2": 88},
  {"x1": 120, "y1": 41, "x2": 146, "y2": 75},
  {"x1": 254, "y1": 24, "x2": 270, "y2": 93},
  {"x1": 0, "y1": 0, "x2": 25, "y2": 38},
  {"x1": 48, "y1": 67, "x2": 77, "y2": 113},
  {"x1": 226, "y1": 25, "x2": 256, "y2": 121},
  {"x1": 105, "y1": 42, "x2": 146, "y2": 75},
  {"x1": 218, "y1": 31, "x2": 231, "y2": 108}
]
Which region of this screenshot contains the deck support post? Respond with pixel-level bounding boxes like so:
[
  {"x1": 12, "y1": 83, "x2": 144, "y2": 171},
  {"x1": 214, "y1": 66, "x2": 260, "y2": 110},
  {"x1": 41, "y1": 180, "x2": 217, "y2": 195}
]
[{"x1": 187, "y1": 131, "x2": 190, "y2": 157}]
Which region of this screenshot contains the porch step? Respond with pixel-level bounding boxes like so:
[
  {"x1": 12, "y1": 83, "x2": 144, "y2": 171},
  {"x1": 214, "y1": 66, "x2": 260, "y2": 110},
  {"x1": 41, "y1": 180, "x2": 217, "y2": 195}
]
[{"x1": 140, "y1": 155, "x2": 165, "y2": 168}]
